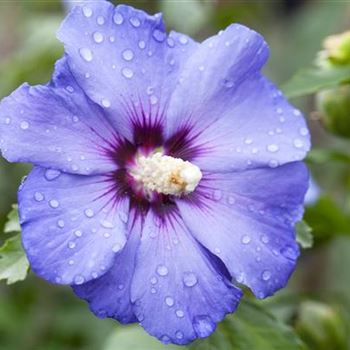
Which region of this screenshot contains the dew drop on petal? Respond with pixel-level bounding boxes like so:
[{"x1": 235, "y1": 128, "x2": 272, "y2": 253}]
[
  {"x1": 122, "y1": 67, "x2": 134, "y2": 79},
  {"x1": 176, "y1": 309, "x2": 184, "y2": 318},
  {"x1": 74, "y1": 230, "x2": 83, "y2": 237},
  {"x1": 262, "y1": 270, "x2": 272, "y2": 281},
  {"x1": 101, "y1": 98, "x2": 111, "y2": 108},
  {"x1": 176, "y1": 331, "x2": 184, "y2": 340},
  {"x1": 183, "y1": 272, "x2": 198, "y2": 287},
  {"x1": 153, "y1": 29, "x2": 166, "y2": 42},
  {"x1": 150, "y1": 276, "x2": 158, "y2": 285},
  {"x1": 49, "y1": 199, "x2": 59, "y2": 208},
  {"x1": 138, "y1": 40, "x2": 146, "y2": 49},
  {"x1": 74, "y1": 275, "x2": 85, "y2": 285},
  {"x1": 79, "y1": 48, "x2": 93, "y2": 62},
  {"x1": 97, "y1": 16, "x2": 105, "y2": 25},
  {"x1": 122, "y1": 49, "x2": 134, "y2": 61},
  {"x1": 293, "y1": 138, "x2": 303, "y2": 148},
  {"x1": 260, "y1": 234, "x2": 269, "y2": 244},
  {"x1": 299, "y1": 127, "x2": 308, "y2": 136},
  {"x1": 112, "y1": 244, "x2": 121, "y2": 253},
  {"x1": 165, "y1": 296, "x2": 174, "y2": 307},
  {"x1": 113, "y1": 12, "x2": 124, "y2": 25},
  {"x1": 179, "y1": 35, "x2": 188, "y2": 45},
  {"x1": 193, "y1": 315, "x2": 215, "y2": 338},
  {"x1": 129, "y1": 16, "x2": 141, "y2": 27},
  {"x1": 267, "y1": 144, "x2": 279, "y2": 153},
  {"x1": 84, "y1": 208, "x2": 94, "y2": 218},
  {"x1": 82, "y1": 6, "x2": 93, "y2": 18},
  {"x1": 34, "y1": 192, "x2": 44, "y2": 202},
  {"x1": 241, "y1": 235, "x2": 251, "y2": 244},
  {"x1": 20, "y1": 121, "x2": 29, "y2": 130},
  {"x1": 45, "y1": 169, "x2": 61, "y2": 181},
  {"x1": 93, "y1": 31, "x2": 104, "y2": 43},
  {"x1": 57, "y1": 220, "x2": 65, "y2": 228},
  {"x1": 156, "y1": 265, "x2": 168, "y2": 276},
  {"x1": 68, "y1": 241, "x2": 76, "y2": 249}
]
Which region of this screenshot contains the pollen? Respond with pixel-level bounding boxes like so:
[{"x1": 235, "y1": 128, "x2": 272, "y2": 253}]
[{"x1": 130, "y1": 152, "x2": 202, "y2": 196}]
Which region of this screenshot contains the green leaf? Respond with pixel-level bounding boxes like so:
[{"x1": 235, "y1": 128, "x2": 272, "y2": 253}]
[
  {"x1": 282, "y1": 65, "x2": 350, "y2": 98},
  {"x1": 296, "y1": 221, "x2": 314, "y2": 249},
  {"x1": 304, "y1": 196, "x2": 350, "y2": 243},
  {"x1": 103, "y1": 301, "x2": 305, "y2": 350},
  {"x1": 191, "y1": 300, "x2": 307, "y2": 350},
  {"x1": 4, "y1": 205, "x2": 21, "y2": 234},
  {"x1": 0, "y1": 235, "x2": 29, "y2": 285},
  {"x1": 306, "y1": 149, "x2": 350, "y2": 164},
  {"x1": 103, "y1": 325, "x2": 182, "y2": 350}
]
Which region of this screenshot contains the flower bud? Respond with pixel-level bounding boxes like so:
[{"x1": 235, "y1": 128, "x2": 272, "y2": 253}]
[
  {"x1": 323, "y1": 31, "x2": 350, "y2": 65},
  {"x1": 316, "y1": 85, "x2": 350, "y2": 138},
  {"x1": 296, "y1": 301, "x2": 348, "y2": 350}
]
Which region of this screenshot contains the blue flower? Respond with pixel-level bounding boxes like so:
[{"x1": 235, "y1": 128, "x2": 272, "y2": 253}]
[{"x1": 0, "y1": 1, "x2": 310, "y2": 345}]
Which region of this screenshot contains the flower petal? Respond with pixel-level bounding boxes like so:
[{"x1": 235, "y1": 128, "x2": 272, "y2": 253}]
[
  {"x1": 57, "y1": 2, "x2": 198, "y2": 140},
  {"x1": 73, "y1": 225, "x2": 141, "y2": 324},
  {"x1": 0, "y1": 57, "x2": 118, "y2": 175},
  {"x1": 176, "y1": 162, "x2": 309, "y2": 298},
  {"x1": 19, "y1": 167, "x2": 128, "y2": 285},
  {"x1": 165, "y1": 25, "x2": 309, "y2": 171},
  {"x1": 130, "y1": 211, "x2": 242, "y2": 345}
]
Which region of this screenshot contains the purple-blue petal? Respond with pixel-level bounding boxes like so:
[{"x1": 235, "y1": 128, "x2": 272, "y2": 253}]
[
  {"x1": 57, "y1": 2, "x2": 198, "y2": 140},
  {"x1": 74, "y1": 226, "x2": 140, "y2": 324},
  {"x1": 0, "y1": 57, "x2": 118, "y2": 175},
  {"x1": 165, "y1": 24, "x2": 309, "y2": 172},
  {"x1": 176, "y1": 162, "x2": 309, "y2": 298},
  {"x1": 130, "y1": 211, "x2": 242, "y2": 345},
  {"x1": 19, "y1": 167, "x2": 128, "y2": 285}
]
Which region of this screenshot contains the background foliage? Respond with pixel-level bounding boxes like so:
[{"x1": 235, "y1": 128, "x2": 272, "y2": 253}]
[{"x1": 1, "y1": 0, "x2": 350, "y2": 349}]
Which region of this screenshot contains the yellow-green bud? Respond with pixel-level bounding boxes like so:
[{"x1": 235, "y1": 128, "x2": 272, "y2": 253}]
[{"x1": 323, "y1": 31, "x2": 350, "y2": 65}]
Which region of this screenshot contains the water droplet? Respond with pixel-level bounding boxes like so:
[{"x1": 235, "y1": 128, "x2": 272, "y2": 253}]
[
  {"x1": 112, "y1": 244, "x2": 121, "y2": 253},
  {"x1": 68, "y1": 259, "x2": 74, "y2": 266},
  {"x1": 244, "y1": 138, "x2": 253, "y2": 145},
  {"x1": 268, "y1": 159, "x2": 279, "y2": 168},
  {"x1": 176, "y1": 309, "x2": 184, "y2": 318},
  {"x1": 198, "y1": 65, "x2": 205, "y2": 71},
  {"x1": 151, "y1": 287, "x2": 157, "y2": 294},
  {"x1": 74, "y1": 275, "x2": 85, "y2": 285},
  {"x1": 84, "y1": 208, "x2": 94, "y2": 218},
  {"x1": 103, "y1": 232, "x2": 111, "y2": 238},
  {"x1": 183, "y1": 272, "x2": 198, "y2": 287},
  {"x1": 113, "y1": 12, "x2": 124, "y2": 25},
  {"x1": 79, "y1": 48, "x2": 93, "y2": 62},
  {"x1": 160, "y1": 335, "x2": 171, "y2": 345},
  {"x1": 20, "y1": 121, "x2": 29, "y2": 130},
  {"x1": 150, "y1": 95, "x2": 158, "y2": 105},
  {"x1": 138, "y1": 40, "x2": 146, "y2": 49},
  {"x1": 57, "y1": 220, "x2": 65, "y2": 228},
  {"x1": 150, "y1": 276, "x2": 158, "y2": 285},
  {"x1": 68, "y1": 241, "x2": 76, "y2": 249},
  {"x1": 45, "y1": 169, "x2": 61, "y2": 181},
  {"x1": 214, "y1": 247, "x2": 221, "y2": 254},
  {"x1": 267, "y1": 144, "x2": 279, "y2": 153},
  {"x1": 122, "y1": 67, "x2": 134, "y2": 79},
  {"x1": 299, "y1": 127, "x2": 308, "y2": 136},
  {"x1": 34, "y1": 192, "x2": 44, "y2": 202},
  {"x1": 260, "y1": 234, "x2": 269, "y2": 244},
  {"x1": 193, "y1": 315, "x2": 215, "y2": 338},
  {"x1": 97, "y1": 16, "x2": 105, "y2": 25},
  {"x1": 118, "y1": 284, "x2": 124, "y2": 290},
  {"x1": 119, "y1": 212, "x2": 128, "y2": 223},
  {"x1": 156, "y1": 265, "x2": 168, "y2": 276},
  {"x1": 236, "y1": 272, "x2": 244, "y2": 283},
  {"x1": 227, "y1": 195, "x2": 235, "y2": 205},
  {"x1": 82, "y1": 6, "x2": 93, "y2": 18},
  {"x1": 281, "y1": 245, "x2": 298, "y2": 260},
  {"x1": 66, "y1": 85, "x2": 74, "y2": 93},
  {"x1": 262, "y1": 270, "x2": 271, "y2": 281},
  {"x1": 101, "y1": 98, "x2": 111, "y2": 108},
  {"x1": 165, "y1": 296, "x2": 174, "y2": 307},
  {"x1": 100, "y1": 220, "x2": 114, "y2": 229},
  {"x1": 212, "y1": 189, "x2": 222, "y2": 201},
  {"x1": 122, "y1": 49, "x2": 134, "y2": 61},
  {"x1": 293, "y1": 138, "x2": 303, "y2": 148},
  {"x1": 293, "y1": 109, "x2": 301, "y2": 116},
  {"x1": 74, "y1": 230, "x2": 82, "y2": 237},
  {"x1": 93, "y1": 31, "x2": 104, "y2": 43},
  {"x1": 179, "y1": 35, "x2": 188, "y2": 45},
  {"x1": 153, "y1": 29, "x2": 166, "y2": 42},
  {"x1": 224, "y1": 79, "x2": 234, "y2": 88},
  {"x1": 4, "y1": 117, "x2": 11, "y2": 124},
  {"x1": 167, "y1": 37, "x2": 175, "y2": 47},
  {"x1": 129, "y1": 16, "x2": 141, "y2": 27},
  {"x1": 241, "y1": 235, "x2": 251, "y2": 244},
  {"x1": 49, "y1": 199, "x2": 59, "y2": 208},
  {"x1": 175, "y1": 331, "x2": 184, "y2": 340}
]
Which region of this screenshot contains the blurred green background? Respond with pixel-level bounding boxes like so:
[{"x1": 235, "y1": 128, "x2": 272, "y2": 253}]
[{"x1": 1, "y1": 1, "x2": 350, "y2": 349}]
